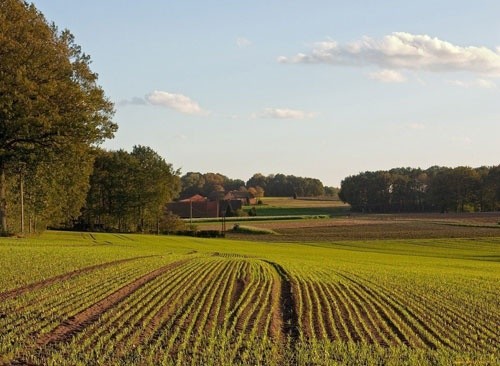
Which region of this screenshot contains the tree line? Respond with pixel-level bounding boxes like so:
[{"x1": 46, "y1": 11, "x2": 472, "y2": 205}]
[
  {"x1": 0, "y1": 0, "x2": 116, "y2": 234},
  {"x1": 246, "y1": 173, "x2": 339, "y2": 198},
  {"x1": 82, "y1": 147, "x2": 180, "y2": 233},
  {"x1": 0, "y1": 1, "x2": 182, "y2": 234},
  {"x1": 179, "y1": 172, "x2": 339, "y2": 199},
  {"x1": 339, "y1": 166, "x2": 500, "y2": 213},
  {"x1": 3, "y1": 1, "x2": 498, "y2": 235}
]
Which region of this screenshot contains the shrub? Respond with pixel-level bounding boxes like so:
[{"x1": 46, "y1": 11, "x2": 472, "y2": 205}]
[
  {"x1": 231, "y1": 224, "x2": 277, "y2": 235},
  {"x1": 160, "y1": 211, "x2": 187, "y2": 234},
  {"x1": 233, "y1": 209, "x2": 248, "y2": 217}
]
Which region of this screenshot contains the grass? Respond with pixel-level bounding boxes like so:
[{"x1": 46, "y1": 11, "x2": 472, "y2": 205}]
[
  {"x1": 1, "y1": 212, "x2": 499, "y2": 365},
  {"x1": 247, "y1": 197, "x2": 349, "y2": 217},
  {"x1": 230, "y1": 224, "x2": 278, "y2": 235}
]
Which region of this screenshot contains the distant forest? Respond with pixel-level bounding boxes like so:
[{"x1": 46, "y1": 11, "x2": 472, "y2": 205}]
[
  {"x1": 5, "y1": 140, "x2": 499, "y2": 234},
  {"x1": 339, "y1": 166, "x2": 500, "y2": 213},
  {"x1": 179, "y1": 172, "x2": 339, "y2": 199}
]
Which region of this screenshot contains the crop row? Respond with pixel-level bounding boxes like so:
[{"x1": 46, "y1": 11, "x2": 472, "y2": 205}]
[
  {"x1": 286, "y1": 265, "x2": 498, "y2": 355},
  {"x1": 2, "y1": 248, "x2": 498, "y2": 365},
  {"x1": 17, "y1": 257, "x2": 283, "y2": 365},
  {"x1": 338, "y1": 271, "x2": 499, "y2": 353},
  {"x1": 0, "y1": 256, "x2": 177, "y2": 364}
]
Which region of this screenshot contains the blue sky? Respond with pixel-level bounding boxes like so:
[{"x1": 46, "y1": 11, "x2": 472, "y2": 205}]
[{"x1": 32, "y1": 1, "x2": 500, "y2": 186}]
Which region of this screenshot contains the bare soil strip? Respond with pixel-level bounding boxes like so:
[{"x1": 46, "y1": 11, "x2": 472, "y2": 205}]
[
  {"x1": 35, "y1": 259, "x2": 188, "y2": 348},
  {"x1": 0, "y1": 256, "x2": 157, "y2": 302},
  {"x1": 262, "y1": 260, "x2": 300, "y2": 340}
]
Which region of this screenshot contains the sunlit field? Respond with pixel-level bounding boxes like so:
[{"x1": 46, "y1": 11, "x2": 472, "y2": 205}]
[{"x1": 1, "y1": 229, "x2": 498, "y2": 365}]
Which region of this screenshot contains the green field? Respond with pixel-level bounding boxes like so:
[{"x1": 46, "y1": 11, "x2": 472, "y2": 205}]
[
  {"x1": 0, "y1": 229, "x2": 499, "y2": 365},
  {"x1": 245, "y1": 197, "x2": 350, "y2": 217}
]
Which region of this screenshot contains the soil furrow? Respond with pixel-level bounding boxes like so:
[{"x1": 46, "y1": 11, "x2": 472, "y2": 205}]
[
  {"x1": 0, "y1": 255, "x2": 157, "y2": 302},
  {"x1": 312, "y1": 281, "x2": 339, "y2": 341},
  {"x1": 262, "y1": 260, "x2": 300, "y2": 340},
  {"x1": 322, "y1": 283, "x2": 351, "y2": 342},
  {"x1": 336, "y1": 271, "x2": 439, "y2": 349},
  {"x1": 35, "y1": 259, "x2": 188, "y2": 348}
]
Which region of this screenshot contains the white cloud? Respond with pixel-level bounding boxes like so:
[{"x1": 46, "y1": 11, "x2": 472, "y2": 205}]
[
  {"x1": 236, "y1": 37, "x2": 252, "y2": 48},
  {"x1": 475, "y1": 79, "x2": 497, "y2": 88},
  {"x1": 369, "y1": 69, "x2": 406, "y2": 83},
  {"x1": 279, "y1": 32, "x2": 500, "y2": 77},
  {"x1": 256, "y1": 108, "x2": 316, "y2": 120},
  {"x1": 447, "y1": 78, "x2": 497, "y2": 89},
  {"x1": 146, "y1": 90, "x2": 208, "y2": 115},
  {"x1": 448, "y1": 80, "x2": 468, "y2": 88}
]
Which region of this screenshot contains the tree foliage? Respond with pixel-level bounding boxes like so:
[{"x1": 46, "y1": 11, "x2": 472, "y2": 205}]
[
  {"x1": 0, "y1": 0, "x2": 116, "y2": 233},
  {"x1": 83, "y1": 146, "x2": 180, "y2": 232},
  {"x1": 247, "y1": 173, "x2": 325, "y2": 197},
  {"x1": 339, "y1": 165, "x2": 500, "y2": 213},
  {"x1": 179, "y1": 171, "x2": 328, "y2": 198},
  {"x1": 180, "y1": 172, "x2": 246, "y2": 197}
]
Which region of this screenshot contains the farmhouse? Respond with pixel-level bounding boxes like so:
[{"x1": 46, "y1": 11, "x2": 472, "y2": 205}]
[
  {"x1": 167, "y1": 194, "x2": 243, "y2": 218},
  {"x1": 224, "y1": 190, "x2": 256, "y2": 205}
]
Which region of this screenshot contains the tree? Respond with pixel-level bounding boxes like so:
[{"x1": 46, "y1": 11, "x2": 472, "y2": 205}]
[
  {"x1": 248, "y1": 186, "x2": 265, "y2": 200},
  {"x1": 428, "y1": 167, "x2": 480, "y2": 212},
  {"x1": 225, "y1": 178, "x2": 245, "y2": 192},
  {"x1": 84, "y1": 149, "x2": 136, "y2": 231},
  {"x1": 246, "y1": 173, "x2": 268, "y2": 191},
  {"x1": 339, "y1": 174, "x2": 369, "y2": 212},
  {"x1": 255, "y1": 186, "x2": 265, "y2": 199},
  {"x1": 130, "y1": 146, "x2": 180, "y2": 232},
  {"x1": 180, "y1": 172, "x2": 205, "y2": 197},
  {"x1": 202, "y1": 173, "x2": 227, "y2": 196},
  {"x1": 84, "y1": 147, "x2": 180, "y2": 232},
  {"x1": 483, "y1": 165, "x2": 500, "y2": 211},
  {"x1": 339, "y1": 166, "x2": 495, "y2": 214},
  {"x1": 0, "y1": 0, "x2": 116, "y2": 233}
]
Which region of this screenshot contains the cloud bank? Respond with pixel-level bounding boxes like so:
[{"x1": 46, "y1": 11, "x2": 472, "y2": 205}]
[
  {"x1": 147, "y1": 90, "x2": 208, "y2": 115},
  {"x1": 447, "y1": 78, "x2": 497, "y2": 89},
  {"x1": 279, "y1": 32, "x2": 500, "y2": 77},
  {"x1": 256, "y1": 108, "x2": 315, "y2": 120}
]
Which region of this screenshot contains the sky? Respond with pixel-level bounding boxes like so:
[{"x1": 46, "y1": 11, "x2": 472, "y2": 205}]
[{"x1": 32, "y1": 1, "x2": 500, "y2": 187}]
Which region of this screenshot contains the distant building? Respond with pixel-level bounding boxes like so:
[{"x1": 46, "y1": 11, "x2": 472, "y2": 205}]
[
  {"x1": 166, "y1": 194, "x2": 243, "y2": 218},
  {"x1": 178, "y1": 194, "x2": 206, "y2": 203},
  {"x1": 224, "y1": 190, "x2": 256, "y2": 205}
]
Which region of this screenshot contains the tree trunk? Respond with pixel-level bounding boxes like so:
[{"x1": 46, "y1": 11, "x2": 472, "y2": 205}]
[
  {"x1": 20, "y1": 170, "x2": 24, "y2": 234},
  {"x1": 0, "y1": 162, "x2": 7, "y2": 233}
]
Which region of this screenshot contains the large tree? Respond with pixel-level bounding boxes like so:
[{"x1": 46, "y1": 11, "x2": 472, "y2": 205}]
[
  {"x1": 84, "y1": 147, "x2": 180, "y2": 233},
  {"x1": 0, "y1": 0, "x2": 116, "y2": 233}
]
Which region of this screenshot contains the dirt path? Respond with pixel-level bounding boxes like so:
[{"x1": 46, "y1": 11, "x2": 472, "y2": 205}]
[{"x1": 262, "y1": 260, "x2": 300, "y2": 341}]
